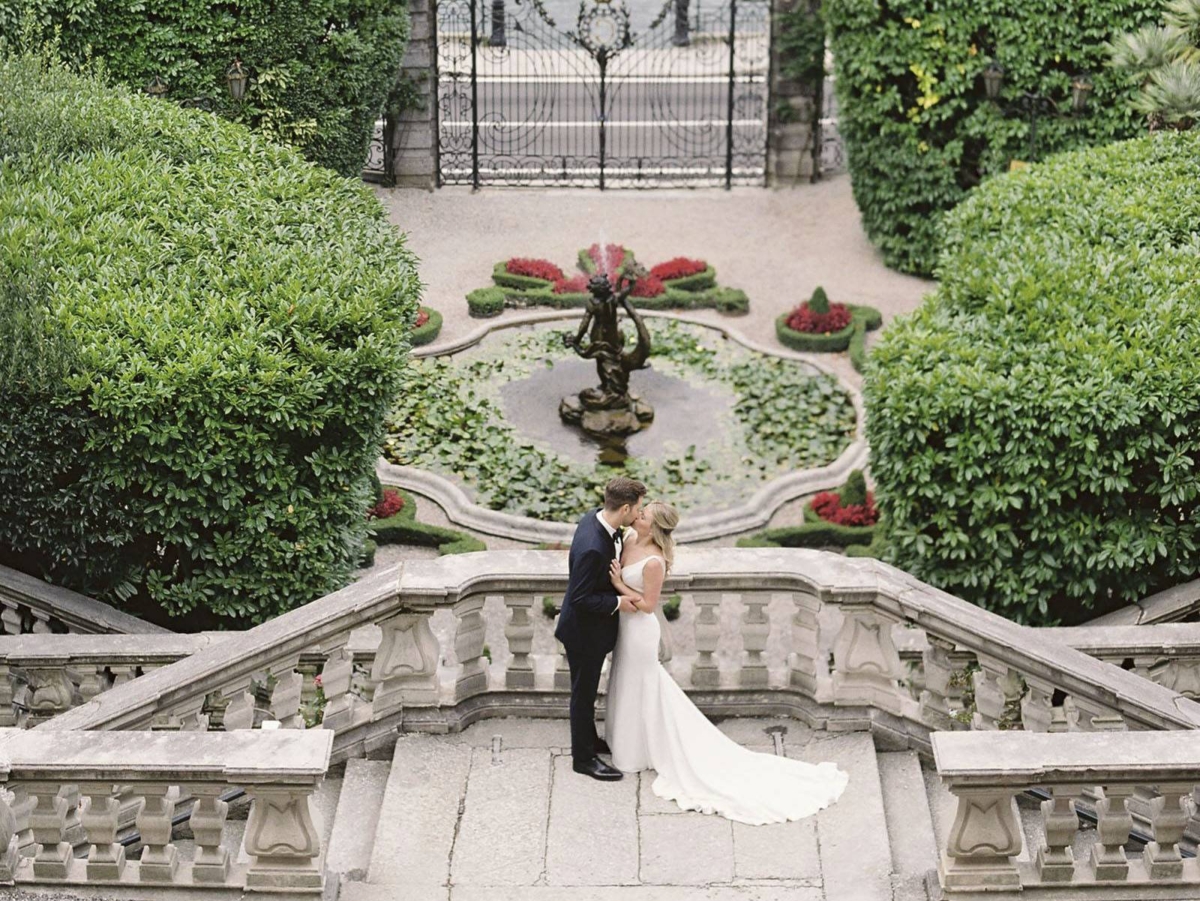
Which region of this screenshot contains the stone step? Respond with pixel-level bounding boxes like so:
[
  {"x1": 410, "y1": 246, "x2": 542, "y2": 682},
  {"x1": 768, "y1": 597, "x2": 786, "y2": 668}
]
[
  {"x1": 801, "y1": 732, "x2": 893, "y2": 901},
  {"x1": 878, "y1": 751, "x2": 938, "y2": 901},
  {"x1": 326, "y1": 759, "x2": 392, "y2": 884}
]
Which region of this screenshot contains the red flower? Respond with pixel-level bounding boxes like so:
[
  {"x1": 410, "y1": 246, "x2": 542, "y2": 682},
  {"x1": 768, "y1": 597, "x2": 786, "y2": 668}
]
[
  {"x1": 313, "y1": 675, "x2": 323, "y2": 689},
  {"x1": 368, "y1": 488, "x2": 405, "y2": 520},
  {"x1": 785, "y1": 302, "x2": 853, "y2": 334},
  {"x1": 506, "y1": 258, "x2": 564, "y2": 282},
  {"x1": 588, "y1": 243, "x2": 626, "y2": 277},
  {"x1": 554, "y1": 274, "x2": 590, "y2": 294},
  {"x1": 414, "y1": 309, "x2": 430, "y2": 329},
  {"x1": 631, "y1": 274, "x2": 666, "y2": 297},
  {"x1": 810, "y1": 491, "x2": 879, "y2": 527},
  {"x1": 651, "y1": 257, "x2": 707, "y2": 281}
]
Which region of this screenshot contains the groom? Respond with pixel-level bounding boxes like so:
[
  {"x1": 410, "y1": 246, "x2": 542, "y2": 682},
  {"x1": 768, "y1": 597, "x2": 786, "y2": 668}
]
[{"x1": 556, "y1": 476, "x2": 646, "y2": 781}]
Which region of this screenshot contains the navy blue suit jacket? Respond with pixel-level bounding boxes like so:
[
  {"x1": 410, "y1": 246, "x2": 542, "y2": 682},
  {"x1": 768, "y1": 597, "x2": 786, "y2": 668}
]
[{"x1": 555, "y1": 509, "x2": 620, "y2": 658}]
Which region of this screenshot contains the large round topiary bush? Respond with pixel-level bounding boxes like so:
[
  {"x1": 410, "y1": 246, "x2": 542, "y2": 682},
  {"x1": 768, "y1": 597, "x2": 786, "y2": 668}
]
[
  {"x1": 865, "y1": 130, "x2": 1200, "y2": 624},
  {"x1": 0, "y1": 49, "x2": 422, "y2": 626}
]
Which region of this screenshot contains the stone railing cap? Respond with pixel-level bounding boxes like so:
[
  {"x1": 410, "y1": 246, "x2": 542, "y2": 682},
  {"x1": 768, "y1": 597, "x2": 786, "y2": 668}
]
[{"x1": 0, "y1": 563, "x2": 172, "y2": 634}]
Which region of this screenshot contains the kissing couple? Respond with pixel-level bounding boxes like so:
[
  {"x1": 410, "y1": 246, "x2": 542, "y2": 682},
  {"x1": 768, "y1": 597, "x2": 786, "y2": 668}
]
[{"x1": 554, "y1": 476, "x2": 850, "y2": 825}]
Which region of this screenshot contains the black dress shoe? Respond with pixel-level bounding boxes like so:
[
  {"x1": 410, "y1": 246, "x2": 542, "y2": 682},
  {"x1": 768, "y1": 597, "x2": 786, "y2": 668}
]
[
  {"x1": 594, "y1": 738, "x2": 612, "y2": 755},
  {"x1": 573, "y1": 756, "x2": 623, "y2": 781}
]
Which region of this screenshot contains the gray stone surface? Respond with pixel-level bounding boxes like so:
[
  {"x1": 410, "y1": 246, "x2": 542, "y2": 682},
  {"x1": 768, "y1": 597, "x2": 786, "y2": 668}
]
[
  {"x1": 327, "y1": 759, "x2": 391, "y2": 881},
  {"x1": 877, "y1": 751, "x2": 937, "y2": 901},
  {"x1": 367, "y1": 735, "x2": 472, "y2": 887},
  {"x1": 452, "y1": 888, "x2": 824, "y2": 901},
  {"x1": 639, "y1": 814, "x2": 734, "y2": 885},
  {"x1": 732, "y1": 814, "x2": 821, "y2": 882},
  {"x1": 545, "y1": 754, "x2": 640, "y2": 885},
  {"x1": 451, "y1": 747, "x2": 553, "y2": 886},
  {"x1": 802, "y1": 732, "x2": 892, "y2": 901}
]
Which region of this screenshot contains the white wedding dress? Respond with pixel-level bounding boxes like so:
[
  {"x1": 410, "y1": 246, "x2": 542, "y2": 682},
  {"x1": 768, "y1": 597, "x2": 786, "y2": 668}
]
[{"x1": 605, "y1": 555, "x2": 849, "y2": 825}]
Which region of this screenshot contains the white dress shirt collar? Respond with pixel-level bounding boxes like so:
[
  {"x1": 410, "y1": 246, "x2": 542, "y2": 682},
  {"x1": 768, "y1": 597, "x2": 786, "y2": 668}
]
[{"x1": 596, "y1": 509, "x2": 621, "y2": 543}]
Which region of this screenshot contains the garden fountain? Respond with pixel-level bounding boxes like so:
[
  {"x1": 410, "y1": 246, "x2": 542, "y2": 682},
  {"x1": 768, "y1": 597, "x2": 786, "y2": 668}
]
[{"x1": 558, "y1": 262, "x2": 655, "y2": 457}]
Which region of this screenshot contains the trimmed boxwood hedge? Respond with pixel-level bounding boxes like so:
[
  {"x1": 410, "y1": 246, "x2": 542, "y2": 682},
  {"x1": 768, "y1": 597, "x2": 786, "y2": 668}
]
[
  {"x1": 736, "y1": 505, "x2": 877, "y2": 550},
  {"x1": 823, "y1": 0, "x2": 1159, "y2": 276},
  {"x1": 775, "y1": 304, "x2": 882, "y2": 372},
  {"x1": 865, "y1": 130, "x2": 1200, "y2": 625},
  {"x1": 370, "y1": 487, "x2": 486, "y2": 555},
  {"x1": 411, "y1": 307, "x2": 443, "y2": 347},
  {"x1": 0, "y1": 50, "x2": 421, "y2": 626}
]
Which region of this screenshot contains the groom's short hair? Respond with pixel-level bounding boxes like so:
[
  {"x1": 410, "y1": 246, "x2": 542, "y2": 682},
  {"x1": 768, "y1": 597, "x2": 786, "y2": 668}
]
[{"x1": 604, "y1": 477, "x2": 646, "y2": 511}]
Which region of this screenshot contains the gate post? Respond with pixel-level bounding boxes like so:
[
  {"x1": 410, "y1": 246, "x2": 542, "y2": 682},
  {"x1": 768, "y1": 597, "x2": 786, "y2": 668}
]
[
  {"x1": 387, "y1": 0, "x2": 438, "y2": 188},
  {"x1": 767, "y1": 0, "x2": 822, "y2": 185}
]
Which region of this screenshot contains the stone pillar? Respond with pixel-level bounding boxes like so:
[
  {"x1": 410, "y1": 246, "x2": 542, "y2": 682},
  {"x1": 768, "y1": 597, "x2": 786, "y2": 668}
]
[
  {"x1": 79, "y1": 783, "x2": 126, "y2": 881},
  {"x1": 938, "y1": 788, "x2": 1023, "y2": 891},
  {"x1": 505, "y1": 594, "x2": 536, "y2": 690},
  {"x1": 1036, "y1": 786, "x2": 1079, "y2": 882},
  {"x1": 243, "y1": 785, "x2": 324, "y2": 891},
  {"x1": 455, "y1": 595, "x2": 489, "y2": 700},
  {"x1": 691, "y1": 593, "x2": 722, "y2": 689},
  {"x1": 188, "y1": 786, "x2": 230, "y2": 884},
  {"x1": 767, "y1": 0, "x2": 820, "y2": 185},
  {"x1": 787, "y1": 590, "x2": 820, "y2": 695},
  {"x1": 830, "y1": 602, "x2": 902, "y2": 713},
  {"x1": 1144, "y1": 784, "x2": 1192, "y2": 880},
  {"x1": 919, "y1": 634, "x2": 956, "y2": 730},
  {"x1": 371, "y1": 612, "x2": 441, "y2": 716},
  {"x1": 1091, "y1": 785, "x2": 1134, "y2": 880},
  {"x1": 0, "y1": 792, "x2": 18, "y2": 883},
  {"x1": 135, "y1": 784, "x2": 179, "y2": 883},
  {"x1": 390, "y1": 0, "x2": 438, "y2": 188},
  {"x1": 27, "y1": 781, "x2": 71, "y2": 879},
  {"x1": 739, "y1": 592, "x2": 771, "y2": 688}
]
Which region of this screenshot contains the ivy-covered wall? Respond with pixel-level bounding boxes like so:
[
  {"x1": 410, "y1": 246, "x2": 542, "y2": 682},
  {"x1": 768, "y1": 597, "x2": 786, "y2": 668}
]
[
  {"x1": 823, "y1": 0, "x2": 1161, "y2": 275},
  {"x1": 1, "y1": 0, "x2": 410, "y2": 178}
]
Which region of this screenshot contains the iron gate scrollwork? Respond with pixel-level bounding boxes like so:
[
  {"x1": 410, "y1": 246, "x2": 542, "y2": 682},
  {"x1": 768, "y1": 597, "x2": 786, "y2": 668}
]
[{"x1": 436, "y1": 0, "x2": 770, "y2": 187}]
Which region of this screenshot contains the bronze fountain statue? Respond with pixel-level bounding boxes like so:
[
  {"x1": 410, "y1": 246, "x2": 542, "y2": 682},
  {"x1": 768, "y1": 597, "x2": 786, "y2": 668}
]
[{"x1": 559, "y1": 262, "x2": 654, "y2": 443}]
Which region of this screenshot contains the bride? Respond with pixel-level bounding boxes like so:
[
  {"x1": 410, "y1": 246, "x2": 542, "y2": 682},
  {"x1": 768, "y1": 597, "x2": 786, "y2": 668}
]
[{"x1": 604, "y1": 500, "x2": 849, "y2": 825}]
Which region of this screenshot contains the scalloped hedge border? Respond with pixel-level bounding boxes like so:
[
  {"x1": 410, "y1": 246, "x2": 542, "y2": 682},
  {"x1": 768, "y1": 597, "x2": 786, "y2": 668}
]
[
  {"x1": 366, "y1": 486, "x2": 486, "y2": 557},
  {"x1": 411, "y1": 306, "x2": 443, "y2": 347},
  {"x1": 468, "y1": 250, "x2": 749, "y2": 318},
  {"x1": 736, "y1": 501, "x2": 882, "y2": 556},
  {"x1": 775, "y1": 304, "x2": 882, "y2": 372}
]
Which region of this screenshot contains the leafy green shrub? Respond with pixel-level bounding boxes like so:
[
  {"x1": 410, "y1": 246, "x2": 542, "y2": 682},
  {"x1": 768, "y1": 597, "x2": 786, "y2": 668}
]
[
  {"x1": 467, "y1": 287, "x2": 507, "y2": 317},
  {"x1": 823, "y1": 0, "x2": 1160, "y2": 275},
  {"x1": 865, "y1": 130, "x2": 1200, "y2": 624},
  {"x1": 662, "y1": 594, "x2": 682, "y2": 621},
  {"x1": 3, "y1": 0, "x2": 410, "y2": 177},
  {"x1": 370, "y1": 487, "x2": 486, "y2": 555},
  {"x1": 808, "y1": 286, "x2": 830, "y2": 315},
  {"x1": 736, "y1": 489, "x2": 879, "y2": 549},
  {"x1": 775, "y1": 304, "x2": 881, "y2": 357},
  {"x1": 411, "y1": 306, "x2": 443, "y2": 347},
  {"x1": 840, "y1": 470, "x2": 867, "y2": 507},
  {"x1": 0, "y1": 49, "x2": 421, "y2": 624},
  {"x1": 542, "y1": 596, "x2": 560, "y2": 618}
]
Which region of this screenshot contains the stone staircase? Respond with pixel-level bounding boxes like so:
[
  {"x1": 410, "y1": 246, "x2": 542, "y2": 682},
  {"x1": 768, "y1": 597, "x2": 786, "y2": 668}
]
[{"x1": 319, "y1": 716, "x2": 952, "y2": 901}]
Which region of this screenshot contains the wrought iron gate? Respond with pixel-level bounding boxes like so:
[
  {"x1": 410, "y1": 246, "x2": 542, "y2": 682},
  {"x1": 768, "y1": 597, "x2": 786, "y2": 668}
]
[{"x1": 436, "y1": 0, "x2": 770, "y2": 188}]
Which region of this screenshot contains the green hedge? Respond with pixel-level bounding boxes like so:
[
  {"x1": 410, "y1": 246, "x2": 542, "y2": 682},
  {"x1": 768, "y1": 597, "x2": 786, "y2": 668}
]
[
  {"x1": 865, "y1": 130, "x2": 1200, "y2": 624},
  {"x1": 659, "y1": 266, "x2": 718, "y2": 292},
  {"x1": 823, "y1": 0, "x2": 1160, "y2": 276},
  {"x1": 737, "y1": 504, "x2": 878, "y2": 549},
  {"x1": 775, "y1": 304, "x2": 882, "y2": 372},
  {"x1": 370, "y1": 487, "x2": 486, "y2": 554},
  {"x1": 4, "y1": 0, "x2": 410, "y2": 177},
  {"x1": 0, "y1": 49, "x2": 421, "y2": 625},
  {"x1": 411, "y1": 306, "x2": 443, "y2": 347},
  {"x1": 469, "y1": 281, "x2": 749, "y2": 317}
]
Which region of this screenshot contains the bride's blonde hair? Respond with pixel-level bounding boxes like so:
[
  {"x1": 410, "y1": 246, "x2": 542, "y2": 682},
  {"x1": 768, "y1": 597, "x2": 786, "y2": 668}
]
[{"x1": 644, "y1": 500, "x2": 679, "y2": 573}]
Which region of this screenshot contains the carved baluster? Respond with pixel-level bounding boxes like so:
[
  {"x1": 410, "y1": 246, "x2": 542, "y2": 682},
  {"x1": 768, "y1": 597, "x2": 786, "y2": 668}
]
[
  {"x1": 76, "y1": 665, "x2": 113, "y2": 703},
  {"x1": 739, "y1": 591, "x2": 771, "y2": 688},
  {"x1": 691, "y1": 592, "x2": 721, "y2": 689},
  {"x1": 269, "y1": 668, "x2": 305, "y2": 728},
  {"x1": 243, "y1": 784, "x2": 325, "y2": 890},
  {"x1": 26, "y1": 666, "x2": 80, "y2": 719},
  {"x1": 830, "y1": 600, "x2": 903, "y2": 714},
  {"x1": 919, "y1": 634, "x2": 956, "y2": 730},
  {"x1": 0, "y1": 600, "x2": 21, "y2": 635},
  {"x1": 1091, "y1": 784, "x2": 1134, "y2": 880},
  {"x1": 135, "y1": 783, "x2": 178, "y2": 882},
  {"x1": 787, "y1": 590, "x2": 820, "y2": 695},
  {"x1": 1019, "y1": 679, "x2": 1054, "y2": 733},
  {"x1": 0, "y1": 789, "x2": 17, "y2": 882},
  {"x1": 0, "y1": 664, "x2": 22, "y2": 728},
  {"x1": 30, "y1": 610, "x2": 52, "y2": 634},
  {"x1": 1156, "y1": 659, "x2": 1200, "y2": 698},
  {"x1": 505, "y1": 593, "x2": 536, "y2": 690},
  {"x1": 554, "y1": 639, "x2": 572, "y2": 691},
  {"x1": 371, "y1": 611, "x2": 440, "y2": 716},
  {"x1": 27, "y1": 781, "x2": 72, "y2": 879},
  {"x1": 319, "y1": 646, "x2": 364, "y2": 731},
  {"x1": 1049, "y1": 695, "x2": 1081, "y2": 732},
  {"x1": 60, "y1": 784, "x2": 83, "y2": 846},
  {"x1": 455, "y1": 594, "x2": 489, "y2": 700},
  {"x1": 1144, "y1": 783, "x2": 1193, "y2": 880},
  {"x1": 939, "y1": 787, "x2": 1023, "y2": 890},
  {"x1": 79, "y1": 781, "x2": 126, "y2": 880},
  {"x1": 9, "y1": 786, "x2": 33, "y2": 850},
  {"x1": 109, "y1": 664, "x2": 138, "y2": 688},
  {"x1": 222, "y1": 685, "x2": 260, "y2": 730},
  {"x1": 188, "y1": 785, "x2": 230, "y2": 884},
  {"x1": 970, "y1": 656, "x2": 1022, "y2": 730},
  {"x1": 1037, "y1": 785, "x2": 1079, "y2": 882}
]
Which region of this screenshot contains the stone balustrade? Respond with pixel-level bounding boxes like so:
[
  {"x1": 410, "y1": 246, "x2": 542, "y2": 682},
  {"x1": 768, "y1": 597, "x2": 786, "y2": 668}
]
[
  {"x1": 0, "y1": 727, "x2": 332, "y2": 892},
  {"x1": 1087, "y1": 578, "x2": 1200, "y2": 626},
  {"x1": 31, "y1": 551, "x2": 1200, "y2": 758},
  {"x1": 0, "y1": 565, "x2": 172, "y2": 637},
  {"x1": 933, "y1": 731, "x2": 1200, "y2": 894}
]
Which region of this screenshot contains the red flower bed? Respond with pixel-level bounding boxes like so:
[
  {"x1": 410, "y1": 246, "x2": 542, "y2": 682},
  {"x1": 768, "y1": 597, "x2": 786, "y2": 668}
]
[
  {"x1": 414, "y1": 309, "x2": 430, "y2": 328},
  {"x1": 785, "y1": 302, "x2": 853, "y2": 335},
  {"x1": 651, "y1": 257, "x2": 707, "y2": 281},
  {"x1": 369, "y1": 488, "x2": 405, "y2": 520},
  {"x1": 554, "y1": 274, "x2": 590, "y2": 294},
  {"x1": 588, "y1": 243, "x2": 626, "y2": 276},
  {"x1": 631, "y1": 274, "x2": 666, "y2": 297},
  {"x1": 810, "y1": 491, "x2": 879, "y2": 527},
  {"x1": 507, "y1": 258, "x2": 565, "y2": 282}
]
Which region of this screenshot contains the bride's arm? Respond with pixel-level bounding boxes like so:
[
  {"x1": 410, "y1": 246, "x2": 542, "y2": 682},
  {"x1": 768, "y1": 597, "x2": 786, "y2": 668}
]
[{"x1": 631, "y1": 558, "x2": 665, "y2": 613}]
